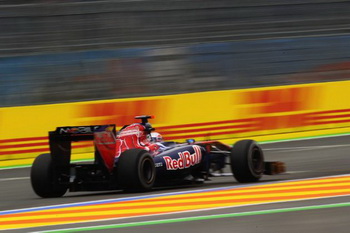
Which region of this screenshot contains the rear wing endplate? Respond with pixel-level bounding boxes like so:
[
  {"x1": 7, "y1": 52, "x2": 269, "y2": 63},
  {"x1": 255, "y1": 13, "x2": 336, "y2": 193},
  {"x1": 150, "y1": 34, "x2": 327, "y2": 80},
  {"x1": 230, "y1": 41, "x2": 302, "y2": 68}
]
[{"x1": 48, "y1": 125, "x2": 116, "y2": 167}]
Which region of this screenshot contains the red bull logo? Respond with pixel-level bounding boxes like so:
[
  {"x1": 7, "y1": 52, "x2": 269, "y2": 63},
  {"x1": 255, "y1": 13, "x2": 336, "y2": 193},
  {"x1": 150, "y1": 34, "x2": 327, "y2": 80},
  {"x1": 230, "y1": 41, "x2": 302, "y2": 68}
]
[{"x1": 163, "y1": 145, "x2": 202, "y2": 170}]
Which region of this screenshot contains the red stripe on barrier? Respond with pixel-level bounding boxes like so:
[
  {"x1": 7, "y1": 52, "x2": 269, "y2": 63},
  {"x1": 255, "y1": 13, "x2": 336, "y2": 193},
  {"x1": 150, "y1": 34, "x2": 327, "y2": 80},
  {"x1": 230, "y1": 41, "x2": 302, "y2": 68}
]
[
  {"x1": 308, "y1": 119, "x2": 350, "y2": 125},
  {"x1": 0, "y1": 144, "x2": 92, "y2": 156},
  {"x1": 0, "y1": 141, "x2": 92, "y2": 149},
  {"x1": 165, "y1": 129, "x2": 253, "y2": 140},
  {"x1": 0, "y1": 136, "x2": 48, "y2": 144},
  {"x1": 160, "y1": 123, "x2": 256, "y2": 135},
  {"x1": 157, "y1": 119, "x2": 254, "y2": 130},
  {"x1": 0, "y1": 148, "x2": 49, "y2": 156},
  {"x1": 312, "y1": 109, "x2": 350, "y2": 115},
  {"x1": 307, "y1": 114, "x2": 350, "y2": 120},
  {"x1": 0, "y1": 142, "x2": 48, "y2": 150}
]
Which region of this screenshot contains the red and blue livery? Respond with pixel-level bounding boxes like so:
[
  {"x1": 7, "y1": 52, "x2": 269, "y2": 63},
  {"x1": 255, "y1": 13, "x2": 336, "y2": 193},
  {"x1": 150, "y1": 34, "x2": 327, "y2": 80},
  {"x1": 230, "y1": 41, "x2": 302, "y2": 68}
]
[{"x1": 30, "y1": 115, "x2": 285, "y2": 198}]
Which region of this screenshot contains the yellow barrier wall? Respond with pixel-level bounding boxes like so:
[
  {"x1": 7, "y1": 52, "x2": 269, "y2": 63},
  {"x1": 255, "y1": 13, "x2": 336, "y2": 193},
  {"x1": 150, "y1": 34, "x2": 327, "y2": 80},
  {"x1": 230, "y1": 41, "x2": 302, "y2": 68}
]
[{"x1": 1, "y1": 80, "x2": 350, "y2": 166}]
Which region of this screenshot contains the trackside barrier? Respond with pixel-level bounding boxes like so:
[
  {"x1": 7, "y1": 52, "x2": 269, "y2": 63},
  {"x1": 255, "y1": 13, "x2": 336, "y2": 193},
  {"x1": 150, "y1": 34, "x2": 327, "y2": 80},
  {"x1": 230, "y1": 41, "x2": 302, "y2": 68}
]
[{"x1": 1, "y1": 80, "x2": 350, "y2": 166}]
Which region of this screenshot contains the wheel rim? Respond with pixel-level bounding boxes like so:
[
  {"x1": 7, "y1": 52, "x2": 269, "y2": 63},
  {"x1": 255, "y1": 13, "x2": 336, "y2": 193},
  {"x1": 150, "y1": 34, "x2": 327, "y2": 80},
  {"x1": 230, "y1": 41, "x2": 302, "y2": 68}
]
[
  {"x1": 141, "y1": 158, "x2": 155, "y2": 184},
  {"x1": 250, "y1": 146, "x2": 264, "y2": 174}
]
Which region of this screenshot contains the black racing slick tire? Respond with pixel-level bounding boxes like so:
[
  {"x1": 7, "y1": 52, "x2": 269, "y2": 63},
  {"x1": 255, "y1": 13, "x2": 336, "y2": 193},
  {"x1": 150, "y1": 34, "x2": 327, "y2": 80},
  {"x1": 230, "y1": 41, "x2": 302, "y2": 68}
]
[
  {"x1": 230, "y1": 140, "x2": 265, "y2": 183},
  {"x1": 30, "y1": 153, "x2": 68, "y2": 198},
  {"x1": 117, "y1": 149, "x2": 156, "y2": 192}
]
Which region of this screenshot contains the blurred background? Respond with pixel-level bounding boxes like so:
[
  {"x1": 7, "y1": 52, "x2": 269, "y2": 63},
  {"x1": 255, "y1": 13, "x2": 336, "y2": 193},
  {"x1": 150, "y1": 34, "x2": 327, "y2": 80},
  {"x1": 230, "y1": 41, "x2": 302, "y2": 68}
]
[{"x1": 1, "y1": 0, "x2": 350, "y2": 107}]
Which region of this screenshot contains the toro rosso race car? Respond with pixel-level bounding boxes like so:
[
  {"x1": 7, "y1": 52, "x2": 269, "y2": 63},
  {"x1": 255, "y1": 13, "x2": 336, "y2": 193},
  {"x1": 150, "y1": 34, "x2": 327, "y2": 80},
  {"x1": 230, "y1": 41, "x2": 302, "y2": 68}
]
[{"x1": 31, "y1": 115, "x2": 285, "y2": 198}]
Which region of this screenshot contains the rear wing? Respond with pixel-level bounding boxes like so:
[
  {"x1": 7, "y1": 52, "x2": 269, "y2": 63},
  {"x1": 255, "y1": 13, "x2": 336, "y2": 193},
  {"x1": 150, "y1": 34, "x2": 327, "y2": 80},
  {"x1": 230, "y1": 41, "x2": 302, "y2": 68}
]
[
  {"x1": 49, "y1": 125, "x2": 116, "y2": 141},
  {"x1": 48, "y1": 125, "x2": 116, "y2": 167}
]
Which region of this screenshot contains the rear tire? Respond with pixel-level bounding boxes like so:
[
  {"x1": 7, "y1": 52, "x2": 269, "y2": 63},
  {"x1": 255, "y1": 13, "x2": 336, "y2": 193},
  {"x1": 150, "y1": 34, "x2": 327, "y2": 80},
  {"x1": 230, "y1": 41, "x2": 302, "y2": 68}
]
[
  {"x1": 117, "y1": 149, "x2": 156, "y2": 192},
  {"x1": 230, "y1": 140, "x2": 264, "y2": 183},
  {"x1": 30, "y1": 153, "x2": 68, "y2": 198}
]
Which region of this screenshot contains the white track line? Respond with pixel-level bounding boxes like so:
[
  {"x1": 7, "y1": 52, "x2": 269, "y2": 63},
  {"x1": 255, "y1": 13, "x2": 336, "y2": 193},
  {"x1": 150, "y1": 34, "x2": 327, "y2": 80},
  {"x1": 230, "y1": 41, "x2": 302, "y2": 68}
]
[
  {"x1": 0, "y1": 177, "x2": 29, "y2": 182},
  {"x1": 264, "y1": 144, "x2": 350, "y2": 152}
]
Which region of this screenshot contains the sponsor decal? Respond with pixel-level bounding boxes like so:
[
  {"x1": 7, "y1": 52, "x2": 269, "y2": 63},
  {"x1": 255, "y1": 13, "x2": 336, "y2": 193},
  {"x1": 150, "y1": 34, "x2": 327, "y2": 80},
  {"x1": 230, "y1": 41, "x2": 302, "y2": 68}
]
[
  {"x1": 118, "y1": 124, "x2": 146, "y2": 138},
  {"x1": 95, "y1": 132, "x2": 116, "y2": 145},
  {"x1": 155, "y1": 162, "x2": 163, "y2": 168},
  {"x1": 59, "y1": 126, "x2": 99, "y2": 134},
  {"x1": 163, "y1": 145, "x2": 202, "y2": 170},
  {"x1": 118, "y1": 129, "x2": 141, "y2": 137}
]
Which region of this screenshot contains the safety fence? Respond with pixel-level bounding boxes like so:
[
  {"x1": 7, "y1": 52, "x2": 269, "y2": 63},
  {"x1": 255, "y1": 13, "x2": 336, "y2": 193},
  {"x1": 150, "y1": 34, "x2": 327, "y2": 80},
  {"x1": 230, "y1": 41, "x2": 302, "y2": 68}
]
[
  {"x1": 2, "y1": 35, "x2": 350, "y2": 107},
  {"x1": 1, "y1": 0, "x2": 350, "y2": 56},
  {"x1": 1, "y1": 0, "x2": 350, "y2": 107}
]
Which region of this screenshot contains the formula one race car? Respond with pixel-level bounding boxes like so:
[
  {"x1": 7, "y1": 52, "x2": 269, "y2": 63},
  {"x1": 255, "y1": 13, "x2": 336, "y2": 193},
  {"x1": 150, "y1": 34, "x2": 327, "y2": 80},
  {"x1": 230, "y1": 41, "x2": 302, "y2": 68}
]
[{"x1": 30, "y1": 115, "x2": 285, "y2": 198}]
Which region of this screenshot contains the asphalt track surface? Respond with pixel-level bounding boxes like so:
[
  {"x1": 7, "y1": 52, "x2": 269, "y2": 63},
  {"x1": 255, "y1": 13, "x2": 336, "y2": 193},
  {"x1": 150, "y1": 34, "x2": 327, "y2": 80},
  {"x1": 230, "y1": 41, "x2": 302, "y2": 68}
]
[{"x1": 1, "y1": 135, "x2": 350, "y2": 233}]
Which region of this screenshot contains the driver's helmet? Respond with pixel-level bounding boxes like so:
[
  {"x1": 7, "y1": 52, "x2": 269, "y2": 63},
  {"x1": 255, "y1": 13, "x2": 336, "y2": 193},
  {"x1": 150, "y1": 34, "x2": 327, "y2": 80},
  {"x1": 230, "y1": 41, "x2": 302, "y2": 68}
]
[{"x1": 151, "y1": 132, "x2": 163, "y2": 142}]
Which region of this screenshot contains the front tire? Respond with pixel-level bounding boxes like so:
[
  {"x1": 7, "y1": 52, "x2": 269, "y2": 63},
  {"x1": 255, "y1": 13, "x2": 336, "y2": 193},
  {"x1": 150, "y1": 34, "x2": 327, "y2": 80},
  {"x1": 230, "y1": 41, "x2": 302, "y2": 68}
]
[
  {"x1": 117, "y1": 149, "x2": 156, "y2": 192},
  {"x1": 30, "y1": 153, "x2": 67, "y2": 198},
  {"x1": 230, "y1": 140, "x2": 264, "y2": 183}
]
